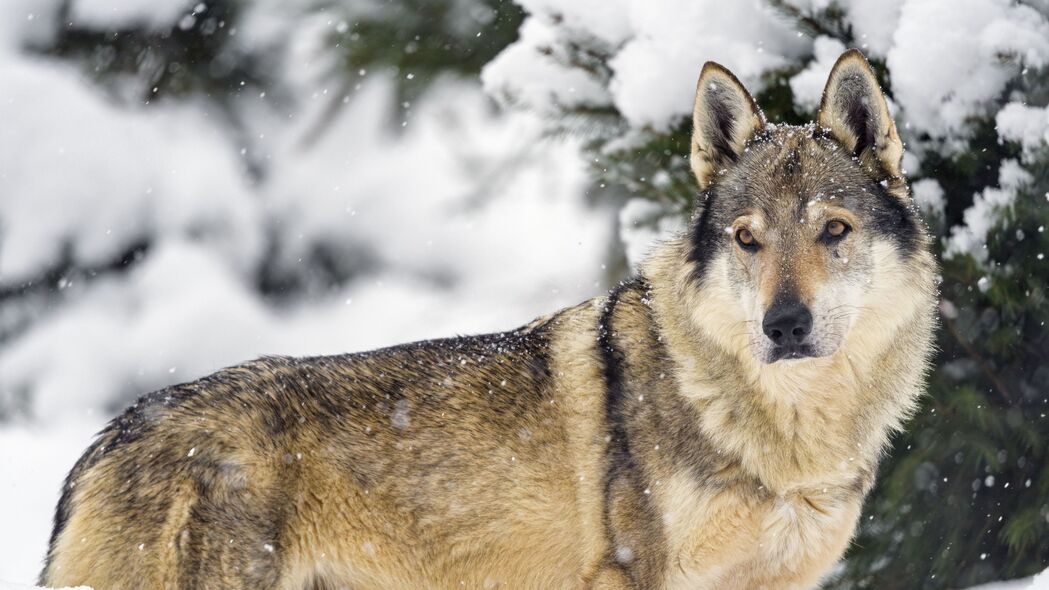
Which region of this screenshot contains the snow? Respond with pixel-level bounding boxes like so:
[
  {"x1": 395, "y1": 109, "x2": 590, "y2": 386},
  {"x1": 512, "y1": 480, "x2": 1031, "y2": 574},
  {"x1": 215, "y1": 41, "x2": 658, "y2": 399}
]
[
  {"x1": 789, "y1": 36, "x2": 847, "y2": 112},
  {"x1": 482, "y1": 18, "x2": 612, "y2": 115},
  {"x1": 0, "y1": 583, "x2": 90, "y2": 590},
  {"x1": 0, "y1": 10, "x2": 611, "y2": 423},
  {"x1": 0, "y1": 422, "x2": 100, "y2": 586},
  {"x1": 263, "y1": 77, "x2": 600, "y2": 294},
  {"x1": 0, "y1": 1, "x2": 62, "y2": 50},
  {"x1": 844, "y1": 0, "x2": 904, "y2": 56},
  {"x1": 513, "y1": 0, "x2": 632, "y2": 45},
  {"x1": 0, "y1": 60, "x2": 263, "y2": 287},
  {"x1": 608, "y1": 0, "x2": 808, "y2": 130},
  {"x1": 996, "y1": 102, "x2": 1049, "y2": 153},
  {"x1": 911, "y1": 178, "x2": 946, "y2": 220},
  {"x1": 783, "y1": 0, "x2": 904, "y2": 54},
  {"x1": 946, "y1": 160, "x2": 1032, "y2": 261},
  {"x1": 487, "y1": 0, "x2": 1049, "y2": 161},
  {"x1": 67, "y1": 0, "x2": 192, "y2": 31},
  {"x1": 887, "y1": 0, "x2": 1049, "y2": 143},
  {"x1": 485, "y1": 0, "x2": 808, "y2": 130},
  {"x1": 618, "y1": 198, "x2": 685, "y2": 270},
  {"x1": 969, "y1": 568, "x2": 1049, "y2": 589}
]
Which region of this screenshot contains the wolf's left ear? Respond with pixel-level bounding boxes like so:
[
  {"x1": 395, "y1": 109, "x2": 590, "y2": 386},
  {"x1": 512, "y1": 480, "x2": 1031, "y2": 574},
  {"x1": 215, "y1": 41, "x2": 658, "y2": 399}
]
[
  {"x1": 817, "y1": 49, "x2": 903, "y2": 180},
  {"x1": 690, "y1": 62, "x2": 766, "y2": 188}
]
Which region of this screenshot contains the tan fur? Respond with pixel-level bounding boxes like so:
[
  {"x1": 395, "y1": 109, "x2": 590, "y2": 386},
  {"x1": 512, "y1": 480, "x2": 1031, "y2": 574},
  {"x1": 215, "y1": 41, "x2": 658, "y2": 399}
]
[{"x1": 42, "y1": 50, "x2": 937, "y2": 590}]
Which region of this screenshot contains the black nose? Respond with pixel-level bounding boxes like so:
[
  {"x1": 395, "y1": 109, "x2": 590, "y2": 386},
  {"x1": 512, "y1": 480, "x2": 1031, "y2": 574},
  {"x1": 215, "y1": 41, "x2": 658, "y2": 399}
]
[{"x1": 762, "y1": 301, "x2": 813, "y2": 345}]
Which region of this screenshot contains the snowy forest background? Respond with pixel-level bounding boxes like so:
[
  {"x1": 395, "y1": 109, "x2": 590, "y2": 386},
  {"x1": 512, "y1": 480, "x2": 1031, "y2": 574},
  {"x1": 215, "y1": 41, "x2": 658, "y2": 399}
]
[{"x1": 0, "y1": 0, "x2": 1048, "y2": 587}]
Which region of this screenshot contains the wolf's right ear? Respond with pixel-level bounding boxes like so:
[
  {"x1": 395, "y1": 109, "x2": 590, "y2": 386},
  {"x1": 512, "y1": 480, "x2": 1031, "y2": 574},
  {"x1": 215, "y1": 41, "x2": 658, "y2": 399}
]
[{"x1": 690, "y1": 62, "x2": 766, "y2": 189}]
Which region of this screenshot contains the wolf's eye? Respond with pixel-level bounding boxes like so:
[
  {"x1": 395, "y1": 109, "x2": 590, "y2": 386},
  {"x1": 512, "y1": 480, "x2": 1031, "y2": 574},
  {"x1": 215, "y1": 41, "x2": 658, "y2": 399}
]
[
  {"x1": 735, "y1": 228, "x2": 759, "y2": 251},
  {"x1": 823, "y1": 220, "x2": 851, "y2": 241}
]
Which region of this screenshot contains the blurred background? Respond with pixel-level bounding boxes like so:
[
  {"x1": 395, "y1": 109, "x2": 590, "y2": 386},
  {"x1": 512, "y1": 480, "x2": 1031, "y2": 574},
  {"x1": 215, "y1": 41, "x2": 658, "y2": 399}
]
[{"x1": 0, "y1": 0, "x2": 1047, "y2": 587}]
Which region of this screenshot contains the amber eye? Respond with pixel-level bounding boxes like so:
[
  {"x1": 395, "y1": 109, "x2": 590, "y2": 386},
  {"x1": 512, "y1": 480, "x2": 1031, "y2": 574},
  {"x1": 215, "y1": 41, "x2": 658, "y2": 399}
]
[
  {"x1": 735, "y1": 228, "x2": 758, "y2": 250},
  {"x1": 823, "y1": 220, "x2": 850, "y2": 241}
]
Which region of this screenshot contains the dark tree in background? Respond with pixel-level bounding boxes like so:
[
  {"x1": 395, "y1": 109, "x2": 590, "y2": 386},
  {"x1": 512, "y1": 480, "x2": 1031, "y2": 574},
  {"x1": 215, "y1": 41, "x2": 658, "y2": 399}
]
[
  {"x1": 10, "y1": 0, "x2": 1049, "y2": 587},
  {"x1": 842, "y1": 93, "x2": 1049, "y2": 590}
]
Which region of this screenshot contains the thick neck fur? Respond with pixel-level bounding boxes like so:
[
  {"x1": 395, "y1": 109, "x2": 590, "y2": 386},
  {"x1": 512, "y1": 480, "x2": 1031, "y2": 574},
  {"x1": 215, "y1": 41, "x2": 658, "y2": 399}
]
[{"x1": 637, "y1": 236, "x2": 938, "y2": 494}]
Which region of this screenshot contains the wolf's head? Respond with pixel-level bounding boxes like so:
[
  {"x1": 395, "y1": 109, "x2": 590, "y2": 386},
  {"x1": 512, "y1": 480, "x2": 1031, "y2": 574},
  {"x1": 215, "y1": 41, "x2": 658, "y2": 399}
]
[{"x1": 681, "y1": 50, "x2": 931, "y2": 366}]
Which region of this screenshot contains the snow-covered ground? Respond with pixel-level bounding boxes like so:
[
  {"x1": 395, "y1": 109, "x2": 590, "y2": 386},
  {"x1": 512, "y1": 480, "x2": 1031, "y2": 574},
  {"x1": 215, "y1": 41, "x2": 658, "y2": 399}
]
[
  {"x1": 963, "y1": 570, "x2": 1049, "y2": 590},
  {"x1": 0, "y1": 581, "x2": 88, "y2": 590},
  {"x1": 0, "y1": 422, "x2": 100, "y2": 584}
]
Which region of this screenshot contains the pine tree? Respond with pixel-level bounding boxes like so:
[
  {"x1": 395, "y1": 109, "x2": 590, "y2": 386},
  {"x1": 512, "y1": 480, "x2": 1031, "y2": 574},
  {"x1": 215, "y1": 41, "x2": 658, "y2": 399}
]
[{"x1": 840, "y1": 114, "x2": 1049, "y2": 589}]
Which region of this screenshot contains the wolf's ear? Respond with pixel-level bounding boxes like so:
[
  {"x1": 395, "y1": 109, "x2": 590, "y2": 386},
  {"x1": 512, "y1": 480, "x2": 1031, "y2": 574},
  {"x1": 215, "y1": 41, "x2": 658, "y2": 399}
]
[
  {"x1": 690, "y1": 62, "x2": 765, "y2": 188},
  {"x1": 817, "y1": 49, "x2": 903, "y2": 180}
]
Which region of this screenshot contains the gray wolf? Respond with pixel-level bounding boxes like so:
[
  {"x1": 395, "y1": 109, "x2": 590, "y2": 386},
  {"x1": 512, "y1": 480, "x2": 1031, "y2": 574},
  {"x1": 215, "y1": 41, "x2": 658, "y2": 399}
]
[{"x1": 40, "y1": 49, "x2": 937, "y2": 589}]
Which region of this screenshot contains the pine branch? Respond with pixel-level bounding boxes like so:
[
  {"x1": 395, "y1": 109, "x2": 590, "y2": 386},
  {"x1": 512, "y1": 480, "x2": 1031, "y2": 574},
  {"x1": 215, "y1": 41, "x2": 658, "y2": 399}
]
[
  {"x1": 943, "y1": 314, "x2": 1014, "y2": 404},
  {"x1": 765, "y1": 0, "x2": 852, "y2": 42}
]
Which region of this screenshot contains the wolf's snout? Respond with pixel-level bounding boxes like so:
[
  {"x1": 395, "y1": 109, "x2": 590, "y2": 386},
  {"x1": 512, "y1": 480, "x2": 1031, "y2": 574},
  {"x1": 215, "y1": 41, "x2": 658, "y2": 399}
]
[{"x1": 762, "y1": 301, "x2": 813, "y2": 347}]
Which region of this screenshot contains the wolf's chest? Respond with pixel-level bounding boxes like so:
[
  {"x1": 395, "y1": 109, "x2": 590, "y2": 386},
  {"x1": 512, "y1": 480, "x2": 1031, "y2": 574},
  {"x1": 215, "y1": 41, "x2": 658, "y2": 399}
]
[{"x1": 656, "y1": 474, "x2": 862, "y2": 589}]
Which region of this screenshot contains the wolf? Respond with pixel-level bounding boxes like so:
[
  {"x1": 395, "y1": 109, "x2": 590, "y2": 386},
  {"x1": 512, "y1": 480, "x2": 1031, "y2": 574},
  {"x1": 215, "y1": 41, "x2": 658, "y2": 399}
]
[{"x1": 40, "y1": 49, "x2": 937, "y2": 590}]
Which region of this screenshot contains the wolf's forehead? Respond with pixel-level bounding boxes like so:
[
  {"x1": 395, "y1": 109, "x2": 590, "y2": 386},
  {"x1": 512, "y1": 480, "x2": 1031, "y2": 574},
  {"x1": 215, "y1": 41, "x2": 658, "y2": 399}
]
[{"x1": 722, "y1": 128, "x2": 871, "y2": 220}]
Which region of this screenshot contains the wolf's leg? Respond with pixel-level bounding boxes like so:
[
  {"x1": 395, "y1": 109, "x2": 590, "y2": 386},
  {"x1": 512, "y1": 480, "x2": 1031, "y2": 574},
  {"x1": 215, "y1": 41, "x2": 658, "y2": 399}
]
[
  {"x1": 41, "y1": 501, "x2": 179, "y2": 589},
  {"x1": 169, "y1": 477, "x2": 291, "y2": 589},
  {"x1": 43, "y1": 464, "x2": 289, "y2": 589}
]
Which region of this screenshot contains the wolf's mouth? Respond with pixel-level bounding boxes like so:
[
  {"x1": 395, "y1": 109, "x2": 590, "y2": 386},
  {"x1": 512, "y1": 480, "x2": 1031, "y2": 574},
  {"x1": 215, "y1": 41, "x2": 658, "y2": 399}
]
[{"x1": 769, "y1": 343, "x2": 816, "y2": 362}]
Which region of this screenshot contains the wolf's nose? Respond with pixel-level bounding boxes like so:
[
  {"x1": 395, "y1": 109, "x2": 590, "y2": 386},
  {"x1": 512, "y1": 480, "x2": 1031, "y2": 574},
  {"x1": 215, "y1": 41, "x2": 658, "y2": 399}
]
[{"x1": 762, "y1": 301, "x2": 813, "y2": 345}]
